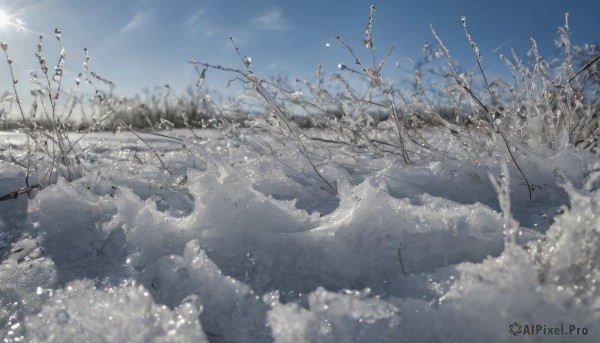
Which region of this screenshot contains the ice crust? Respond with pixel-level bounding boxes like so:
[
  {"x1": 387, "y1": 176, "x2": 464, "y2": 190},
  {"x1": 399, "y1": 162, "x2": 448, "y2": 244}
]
[{"x1": 0, "y1": 128, "x2": 599, "y2": 342}]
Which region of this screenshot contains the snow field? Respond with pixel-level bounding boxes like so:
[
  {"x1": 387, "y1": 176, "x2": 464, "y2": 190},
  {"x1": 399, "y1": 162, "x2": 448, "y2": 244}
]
[{"x1": 0, "y1": 125, "x2": 599, "y2": 342}]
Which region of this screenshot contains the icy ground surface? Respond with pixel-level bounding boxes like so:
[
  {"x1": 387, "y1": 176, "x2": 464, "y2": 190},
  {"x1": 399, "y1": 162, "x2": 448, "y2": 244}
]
[{"x1": 0, "y1": 125, "x2": 599, "y2": 342}]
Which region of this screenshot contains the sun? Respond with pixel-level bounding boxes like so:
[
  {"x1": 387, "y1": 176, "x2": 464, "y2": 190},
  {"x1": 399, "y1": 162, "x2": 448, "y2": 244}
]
[{"x1": 0, "y1": 8, "x2": 14, "y2": 31}]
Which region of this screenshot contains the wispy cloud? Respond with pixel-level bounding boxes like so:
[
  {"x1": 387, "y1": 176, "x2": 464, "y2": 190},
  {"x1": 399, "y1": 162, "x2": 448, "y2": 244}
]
[
  {"x1": 185, "y1": 8, "x2": 206, "y2": 27},
  {"x1": 492, "y1": 38, "x2": 518, "y2": 53},
  {"x1": 120, "y1": 13, "x2": 145, "y2": 33},
  {"x1": 203, "y1": 28, "x2": 222, "y2": 38},
  {"x1": 183, "y1": 8, "x2": 222, "y2": 39},
  {"x1": 252, "y1": 7, "x2": 290, "y2": 31}
]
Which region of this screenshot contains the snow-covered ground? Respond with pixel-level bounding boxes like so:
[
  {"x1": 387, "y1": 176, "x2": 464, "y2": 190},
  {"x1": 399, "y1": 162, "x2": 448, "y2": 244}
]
[{"x1": 0, "y1": 123, "x2": 599, "y2": 342}]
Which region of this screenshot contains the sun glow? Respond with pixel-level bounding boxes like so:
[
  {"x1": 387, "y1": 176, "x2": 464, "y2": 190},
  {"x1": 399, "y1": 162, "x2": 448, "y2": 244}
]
[
  {"x1": 0, "y1": 7, "x2": 20, "y2": 32},
  {"x1": 0, "y1": 8, "x2": 11, "y2": 30}
]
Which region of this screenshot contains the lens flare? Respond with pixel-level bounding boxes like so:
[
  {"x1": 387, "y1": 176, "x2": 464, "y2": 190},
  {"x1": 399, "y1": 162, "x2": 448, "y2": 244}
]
[{"x1": 0, "y1": 8, "x2": 11, "y2": 30}]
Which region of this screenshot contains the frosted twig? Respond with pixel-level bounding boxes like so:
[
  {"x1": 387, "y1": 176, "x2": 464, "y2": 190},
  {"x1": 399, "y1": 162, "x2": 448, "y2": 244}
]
[
  {"x1": 461, "y1": 16, "x2": 499, "y2": 109},
  {"x1": 397, "y1": 244, "x2": 408, "y2": 276},
  {"x1": 488, "y1": 163, "x2": 520, "y2": 245},
  {"x1": 191, "y1": 54, "x2": 338, "y2": 194}
]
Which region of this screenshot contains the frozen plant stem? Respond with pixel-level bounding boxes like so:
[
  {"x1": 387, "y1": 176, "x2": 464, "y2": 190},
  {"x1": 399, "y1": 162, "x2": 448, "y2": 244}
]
[
  {"x1": 497, "y1": 131, "x2": 532, "y2": 199},
  {"x1": 397, "y1": 244, "x2": 408, "y2": 276},
  {"x1": 335, "y1": 6, "x2": 412, "y2": 164},
  {"x1": 363, "y1": 5, "x2": 376, "y2": 50},
  {"x1": 249, "y1": 72, "x2": 338, "y2": 194},
  {"x1": 1, "y1": 41, "x2": 36, "y2": 195},
  {"x1": 102, "y1": 98, "x2": 173, "y2": 177},
  {"x1": 488, "y1": 163, "x2": 519, "y2": 245},
  {"x1": 431, "y1": 21, "x2": 532, "y2": 198},
  {"x1": 82, "y1": 49, "x2": 173, "y2": 178},
  {"x1": 1, "y1": 42, "x2": 27, "y2": 124},
  {"x1": 191, "y1": 38, "x2": 339, "y2": 194},
  {"x1": 461, "y1": 16, "x2": 498, "y2": 108}
]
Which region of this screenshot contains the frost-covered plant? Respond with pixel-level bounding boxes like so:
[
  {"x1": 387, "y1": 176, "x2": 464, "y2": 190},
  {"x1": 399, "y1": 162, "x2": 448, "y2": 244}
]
[
  {"x1": 488, "y1": 163, "x2": 519, "y2": 244},
  {"x1": 84, "y1": 84, "x2": 222, "y2": 131},
  {"x1": 422, "y1": 14, "x2": 598, "y2": 155},
  {"x1": 429, "y1": 18, "x2": 534, "y2": 198},
  {"x1": 530, "y1": 169, "x2": 600, "y2": 299},
  {"x1": 0, "y1": 29, "x2": 174, "y2": 198},
  {"x1": 490, "y1": 15, "x2": 599, "y2": 154},
  {"x1": 81, "y1": 58, "x2": 174, "y2": 178},
  {"x1": 190, "y1": 37, "x2": 339, "y2": 193},
  {"x1": 333, "y1": 5, "x2": 412, "y2": 163},
  {"x1": 0, "y1": 30, "x2": 90, "y2": 194},
  {"x1": 428, "y1": 14, "x2": 599, "y2": 198},
  {"x1": 186, "y1": 6, "x2": 599, "y2": 202}
]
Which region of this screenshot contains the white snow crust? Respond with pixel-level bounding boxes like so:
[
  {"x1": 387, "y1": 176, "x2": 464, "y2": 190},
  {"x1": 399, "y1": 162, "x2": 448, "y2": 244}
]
[{"x1": 0, "y1": 125, "x2": 599, "y2": 342}]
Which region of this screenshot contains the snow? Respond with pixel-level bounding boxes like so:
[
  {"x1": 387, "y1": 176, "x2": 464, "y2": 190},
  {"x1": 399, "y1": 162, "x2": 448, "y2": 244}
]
[{"x1": 0, "y1": 123, "x2": 599, "y2": 342}]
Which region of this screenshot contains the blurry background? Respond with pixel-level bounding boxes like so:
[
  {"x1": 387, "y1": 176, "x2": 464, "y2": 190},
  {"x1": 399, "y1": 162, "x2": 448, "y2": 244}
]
[{"x1": 0, "y1": 0, "x2": 598, "y2": 109}]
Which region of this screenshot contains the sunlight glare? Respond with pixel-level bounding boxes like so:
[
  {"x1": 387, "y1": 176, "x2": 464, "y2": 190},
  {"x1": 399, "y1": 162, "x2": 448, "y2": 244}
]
[{"x1": 0, "y1": 8, "x2": 12, "y2": 31}]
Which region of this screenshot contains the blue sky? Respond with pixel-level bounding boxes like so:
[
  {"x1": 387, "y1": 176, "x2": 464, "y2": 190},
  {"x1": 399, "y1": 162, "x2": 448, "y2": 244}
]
[{"x1": 0, "y1": 0, "x2": 598, "y2": 100}]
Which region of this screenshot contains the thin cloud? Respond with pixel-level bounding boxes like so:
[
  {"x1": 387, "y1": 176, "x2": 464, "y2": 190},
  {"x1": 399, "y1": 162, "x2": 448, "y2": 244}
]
[
  {"x1": 185, "y1": 8, "x2": 206, "y2": 26},
  {"x1": 265, "y1": 62, "x2": 279, "y2": 71},
  {"x1": 252, "y1": 7, "x2": 290, "y2": 31},
  {"x1": 203, "y1": 28, "x2": 222, "y2": 38},
  {"x1": 183, "y1": 8, "x2": 221, "y2": 38},
  {"x1": 120, "y1": 13, "x2": 145, "y2": 33},
  {"x1": 492, "y1": 38, "x2": 518, "y2": 53}
]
